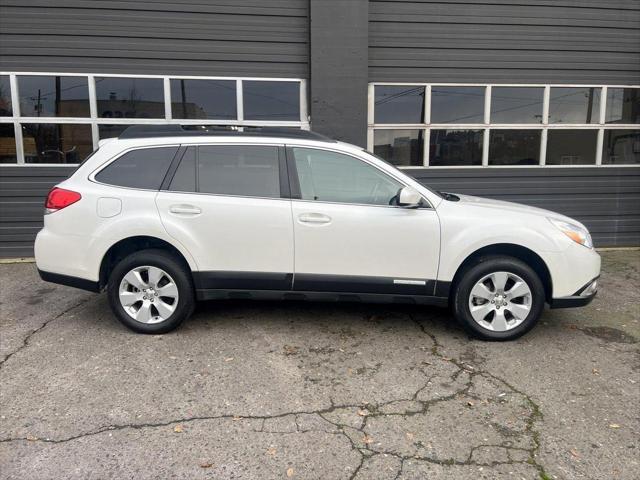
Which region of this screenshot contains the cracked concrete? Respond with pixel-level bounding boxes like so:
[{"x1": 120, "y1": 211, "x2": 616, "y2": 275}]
[{"x1": 0, "y1": 252, "x2": 638, "y2": 479}]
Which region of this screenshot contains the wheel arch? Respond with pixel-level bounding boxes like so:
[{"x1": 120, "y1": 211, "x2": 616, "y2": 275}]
[{"x1": 449, "y1": 243, "x2": 553, "y2": 303}]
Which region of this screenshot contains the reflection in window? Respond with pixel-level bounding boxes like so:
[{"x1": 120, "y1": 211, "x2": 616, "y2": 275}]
[
  {"x1": 605, "y1": 88, "x2": 639, "y2": 124},
  {"x1": 374, "y1": 85, "x2": 425, "y2": 124},
  {"x1": 431, "y1": 87, "x2": 484, "y2": 124},
  {"x1": 95, "y1": 77, "x2": 165, "y2": 118},
  {"x1": 18, "y1": 76, "x2": 90, "y2": 117},
  {"x1": 549, "y1": 88, "x2": 600, "y2": 124},
  {"x1": 430, "y1": 129, "x2": 483, "y2": 166},
  {"x1": 373, "y1": 129, "x2": 424, "y2": 166},
  {"x1": 0, "y1": 75, "x2": 11, "y2": 116},
  {"x1": 170, "y1": 79, "x2": 236, "y2": 119},
  {"x1": 546, "y1": 130, "x2": 597, "y2": 165},
  {"x1": 98, "y1": 124, "x2": 134, "y2": 139},
  {"x1": 0, "y1": 124, "x2": 17, "y2": 163},
  {"x1": 489, "y1": 130, "x2": 540, "y2": 165},
  {"x1": 243, "y1": 81, "x2": 299, "y2": 121},
  {"x1": 22, "y1": 124, "x2": 93, "y2": 164},
  {"x1": 602, "y1": 130, "x2": 640, "y2": 165},
  {"x1": 491, "y1": 87, "x2": 544, "y2": 124}
]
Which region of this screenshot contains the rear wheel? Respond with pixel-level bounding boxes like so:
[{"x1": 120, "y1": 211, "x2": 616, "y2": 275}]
[
  {"x1": 452, "y1": 256, "x2": 545, "y2": 341},
  {"x1": 107, "y1": 249, "x2": 195, "y2": 334}
]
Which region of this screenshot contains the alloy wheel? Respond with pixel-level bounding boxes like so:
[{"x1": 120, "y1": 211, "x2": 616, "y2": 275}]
[{"x1": 118, "y1": 266, "x2": 179, "y2": 324}]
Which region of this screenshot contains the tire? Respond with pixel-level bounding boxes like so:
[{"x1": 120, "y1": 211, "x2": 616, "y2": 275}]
[
  {"x1": 452, "y1": 255, "x2": 545, "y2": 341},
  {"x1": 107, "y1": 249, "x2": 195, "y2": 334}
]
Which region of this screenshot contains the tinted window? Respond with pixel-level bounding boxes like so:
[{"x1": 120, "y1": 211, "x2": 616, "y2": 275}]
[
  {"x1": 169, "y1": 147, "x2": 196, "y2": 192},
  {"x1": 602, "y1": 130, "x2": 640, "y2": 165},
  {"x1": 22, "y1": 123, "x2": 93, "y2": 164},
  {"x1": 170, "y1": 79, "x2": 236, "y2": 119},
  {"x1": 430, "y1": 129, "x2": 483, "y2": 166},
  {"x1": 605, "y1": 88, "x2": 640, "y2": 124},
  {"x1": 488, "y1": 130, "x2": 540, "y2": 165},
  {"x1": 95, "y1": 147, "x2": 178, "y2": 189},
  {"x1": 373, "y1": 129, "x2": 424, "y2": 166},
  {"x1": 374, "y1": 85, "x2": 425, "y2": 124},
  {"x1": 198, "y1": 145, "x2": 280, "y2": 197},
  {"x1": 18, "y1": 76, "x2": 90, "y2": 117},
  {"x1": 243, "y1": 81, "x2": 299, "y2": 121},
  {"x1": 0, "y1": 75, "x2": 11, "y2": 116},
  {"x1": 549, "y1": 87, "x2": 600, "y2": 124},
  {"x1": 95, "y1": 77, "x2": 165, "y2": 118},
  {"x1": 292, "y1": 148, "x2": 403, "y2": 206},
  {"x1": 431, "y1": 86, "x2": 485, "y2": 124},
  {"x1": 491, "y1": 87, "x2": 544, "y2": 124},
  {"x1": 0, "y1": 124, "x2": 17, "y2": 163},
  {"x1": 546, "y1": 130, "x2": 597, "y2": 165}
]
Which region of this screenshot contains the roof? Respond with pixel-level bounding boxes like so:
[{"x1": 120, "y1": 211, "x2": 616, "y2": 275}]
[{"x1": 118, "y1": 125, "x2": 336, "y2": 142}]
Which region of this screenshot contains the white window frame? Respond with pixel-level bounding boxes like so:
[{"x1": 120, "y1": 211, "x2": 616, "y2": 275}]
[
  {"x1": 368, "y1": 82, "x2": 640, "y2": 169},
  {"x1": 0, "y1": 71, "x2": 309, "y2": 166}
]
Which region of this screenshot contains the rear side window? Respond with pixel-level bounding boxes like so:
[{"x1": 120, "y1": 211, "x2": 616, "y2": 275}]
[
  {"x1": 95, "y1": 147, "x2": 178, "y2": 189},
  {"x1": 169, "y1": 145, "x2": 281, "y2": 198}
]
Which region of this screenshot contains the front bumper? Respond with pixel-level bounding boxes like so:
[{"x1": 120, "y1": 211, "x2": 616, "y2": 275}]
[{"x1": 549, "y1": 276, "x2": 598, "y2": 309}]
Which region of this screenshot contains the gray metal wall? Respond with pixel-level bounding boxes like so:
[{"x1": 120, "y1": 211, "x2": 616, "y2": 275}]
[
  {"x1": 369, "y1": 0, "x2": 640, "y2": 83},
  {"x1": 0, "y1": 0, "x2": 309, "y2": 77}
]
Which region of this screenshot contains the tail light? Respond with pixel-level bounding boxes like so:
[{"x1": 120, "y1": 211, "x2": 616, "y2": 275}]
[{"x1": 45, "y1": 187, "x2": 82, "y2": 214}]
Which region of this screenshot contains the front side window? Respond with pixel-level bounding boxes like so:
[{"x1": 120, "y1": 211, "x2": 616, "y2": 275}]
[
  {"x1": 292, "y1": 147, "x2": 403, "y2": 206},
  {"x1": 95, "y1": 147, "x2": 178, "y2": 189}
]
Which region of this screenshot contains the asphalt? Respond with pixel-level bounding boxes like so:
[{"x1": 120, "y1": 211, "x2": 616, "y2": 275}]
[{"x1": 0, "y1": 250, "x2": 638, "y2": 480}]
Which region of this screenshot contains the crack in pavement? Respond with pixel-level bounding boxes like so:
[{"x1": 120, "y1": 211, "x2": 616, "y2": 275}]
[{"x1": 0, "y1": 297, "x2": 92, "y2": 369}]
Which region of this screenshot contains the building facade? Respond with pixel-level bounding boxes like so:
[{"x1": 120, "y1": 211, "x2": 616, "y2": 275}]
[{"x1": 0, "y1": 0, "x2": 638, "y2": 257}]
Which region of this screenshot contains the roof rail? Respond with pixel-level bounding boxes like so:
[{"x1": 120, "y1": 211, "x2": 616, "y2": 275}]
[{"x1": 118, "y1": 125, "x2": 336, "y2": 142}]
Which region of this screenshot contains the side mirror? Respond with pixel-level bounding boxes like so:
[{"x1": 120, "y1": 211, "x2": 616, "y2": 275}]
[{"x1": 397, "y1": 186, "x2": 422, "y2": 208}]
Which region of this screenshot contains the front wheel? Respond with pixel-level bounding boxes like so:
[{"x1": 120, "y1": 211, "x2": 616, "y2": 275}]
[
  {"x1": 107, "y1": 249, "x2": 195, "y2": 334},
  {"x1": 452, "y1": 256, "x2": 545, "y2": 341}
]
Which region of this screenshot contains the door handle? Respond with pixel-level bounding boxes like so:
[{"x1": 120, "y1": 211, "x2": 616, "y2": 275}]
[
  {"x1": 298, "y1": 213, "x2": 331, "y2": 224},
  {"x1": 169, "y1": 204, "x2": 202, "y2": 216}
]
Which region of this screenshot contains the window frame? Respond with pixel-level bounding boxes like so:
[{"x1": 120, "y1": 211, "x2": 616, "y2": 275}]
[
  {"x1": 0, "y1": 71, "x2": 309, "y2": 166},
  {"x1": 285, "y1": 145, "x2": 431, "y2": 209},
  {"x1": 368, "y1": 82, "x2": 640, "y2": 169}
]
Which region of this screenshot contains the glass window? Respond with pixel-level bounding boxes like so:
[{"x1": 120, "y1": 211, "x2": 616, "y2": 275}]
[
  {"x1": 170, "y1": 79, "x2": 236, "y2": 120},
  {"x1": 488, "y1": 130, "x2": 541, "y2": 165},
  {"x1": 169, "y1": 147, "x2": 196, "y2": 192},
  {"x1": 95, "y1": 147, "x2": 178, "y2": 189},
  {"x1": 18, "y1": 76, "x2": 90, "y2": 117},
  {"x1": 491, "y1": 87, "x2": 544, "y2": 124},
  {"x1": 22, "y1": 124, "x2": 93, "y2": 164},
  {"x1": 243, "y1": 81, "x2": 299, "y2": 121},
  {"x1": 373, "y1": 129, "x2": 424, "y2": 166},
  {"x1": 602, "y1": 130, "x2": 640, "y2": 165},
  {"x1": 546, "y1": 130, "x2": 597, "y2": 165},
  {"x1": 429, "y1": 129, "x2": 483, "y2": 166},
  {"x1": 197, "y1": 145, "x2": 280, "y2": 197},
  {"x1": 0, "y1": 75, "x2": 11, "y2": 116},
  {"x1": 374, "y1": 85, "x2": 425, "y2": 124},
  {"x1": 431, "y1": 86, "x2": 485, "y2": 124},
  {"x1": 549, "y1": 87, "x2": 600, "y2": 124},
  {"x1": 0, "y1": 124, "x2": 17, "y2": 163},
  {"x1": 292, "y1": 147, "x2": 403, "y2": 206},
  {"x1": 605, "y1": 88, "x2": 640, "y2": 124},
  {"x1": 95, "y1": 77, "x2": 165, "y2": 119}
]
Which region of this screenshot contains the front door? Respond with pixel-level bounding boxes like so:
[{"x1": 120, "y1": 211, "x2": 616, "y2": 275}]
[
  {"x1": 288, "y1": 146, "x2": 440, "y2": 296},
  {"x1": 156, "y1": 144, "x2": 294, "y2": 291}
]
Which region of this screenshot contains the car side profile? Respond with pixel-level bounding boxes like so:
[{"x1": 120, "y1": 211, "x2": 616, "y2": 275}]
[{"x1": 35, "y1": 126, "x2": 600, "y2": 340}]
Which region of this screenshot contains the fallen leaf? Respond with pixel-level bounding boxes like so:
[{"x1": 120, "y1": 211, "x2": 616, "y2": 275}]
[
  {"x1": 283, "y1": 345, "x2": 299, "y2": 356},
  {"x1": 199, "y1": 462, "x2": 213, "y2": 468},
  {"x1": 266, "y1": 447, "x2": 277, "y2": 456},
  {"x1": 232, "y1": 416, "x2": 243, "y2": 421},
  {"x1": 224, "y1": 357, "x2": 234, "y2": 362},
  {"x1": 609, "y1": 423, "x2": 621, "y2": 429},
  {"x1": 26, "y1": 435, "x2": 38, "y2": 441},
  {"x1": 357, "y1": 409, "x2": 369, "y2": 417},
  {"x1": 286, "y1": 467, "x2": 295, "y2": 477},
  {"x1": 592, "y1": 368, "x2": 600, "y2": 375},
  {"x1": 173, "y1": 425, "x2": 183, "y2": 433},
  {"x1": 467, "y1": 401, "x2": 475, "y2": 407},
  {"x1": 570, "y1": 448, "x2": 580, "y2": 458},
  {"x1": 362, "y1": 434, "x2": 373, "y2": 444}
]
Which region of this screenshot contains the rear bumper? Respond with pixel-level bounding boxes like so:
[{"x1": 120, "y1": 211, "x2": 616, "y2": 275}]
[
  {"x1": 549, "y1": 276, "x2": 598, "y2": 309},
  {"x1": 38, "y1": 269, "x2": 101, "y2": 293}
]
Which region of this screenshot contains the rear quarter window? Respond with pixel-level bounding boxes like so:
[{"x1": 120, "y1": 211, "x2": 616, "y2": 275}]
[{"x1": 95, "y1": 147, "x2": 178, "y2": 189}]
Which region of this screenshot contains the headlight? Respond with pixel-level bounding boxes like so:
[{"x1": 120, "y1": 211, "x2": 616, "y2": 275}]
[{"x1": 548, "y1": 218, "x2": 593, "y2": 249}]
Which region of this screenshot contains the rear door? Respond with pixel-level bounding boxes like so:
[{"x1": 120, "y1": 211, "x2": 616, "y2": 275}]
[
  {"x1": 156, "y1": 143, "x2": 294, "y2": 291},
  {"x1": 288, "y1": 146, "x2": 440, "y2": 296}
]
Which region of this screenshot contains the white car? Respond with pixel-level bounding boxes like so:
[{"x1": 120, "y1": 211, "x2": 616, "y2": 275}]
[{"x1": 35, "y1": 126, "x2": 600, "y2": 340}]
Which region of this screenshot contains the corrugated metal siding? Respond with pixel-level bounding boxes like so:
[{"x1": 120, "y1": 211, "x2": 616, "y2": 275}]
[
  {"x1": 0, "y1": 0, "x2": 309, "y2": 77},
  {"x1": 369, "y1": 0, "x2": 640, "y2": 83},
  {"x1": 1, "y1": 166, "x2": 637, "y2": 258}
]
